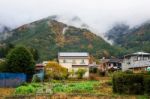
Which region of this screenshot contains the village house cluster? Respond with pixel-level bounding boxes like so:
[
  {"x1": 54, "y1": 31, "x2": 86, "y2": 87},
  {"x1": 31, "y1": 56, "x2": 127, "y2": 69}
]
[{"x1": 35, "y1": 51, "x2": 150, "y2": 78}]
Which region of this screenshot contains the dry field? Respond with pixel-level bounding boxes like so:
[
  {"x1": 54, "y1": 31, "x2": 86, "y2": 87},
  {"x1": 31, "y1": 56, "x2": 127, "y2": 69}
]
[{"x1": 0, "y1": 88, "x2": 15, "y2": 99}]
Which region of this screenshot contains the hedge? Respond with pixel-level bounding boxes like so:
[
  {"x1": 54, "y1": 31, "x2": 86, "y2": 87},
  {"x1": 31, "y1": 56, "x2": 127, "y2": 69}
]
[
  {"x1": 144, "y1": 75, "x2": 150, "y2": 95},
  {"x1": 112, "y1": 72, "x2": 150, "y2": 95}
]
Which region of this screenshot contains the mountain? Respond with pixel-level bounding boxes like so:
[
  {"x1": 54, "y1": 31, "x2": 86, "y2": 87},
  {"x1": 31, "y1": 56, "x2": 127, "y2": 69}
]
[
  {"x1": 0, "y1": 25, "x2": 11, "y2": 40},
  {"x1": 1, "y1": 17, "x2": 121, "y2": 60},
  {"x1": 105, "y1": 22, "x2": 150, "y2": 53},
  {"x1": 105, "y1": 23, "x2": 130, "y2": 45}
]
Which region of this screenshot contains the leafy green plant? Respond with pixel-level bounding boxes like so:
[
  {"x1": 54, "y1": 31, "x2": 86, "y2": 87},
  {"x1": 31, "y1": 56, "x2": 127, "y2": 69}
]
[
  {"x1": 75, "y1": 69, "x2": 87, "y2": 79},
  {"x1": 52, "y1": 81, "x2": 98, "y2": 93},
  {"x1": 15, "y1": 83, "x2": 41, "y2": 94},
  {"x1": 32, "y1": 75, "x2": 41, "y2": 82}
]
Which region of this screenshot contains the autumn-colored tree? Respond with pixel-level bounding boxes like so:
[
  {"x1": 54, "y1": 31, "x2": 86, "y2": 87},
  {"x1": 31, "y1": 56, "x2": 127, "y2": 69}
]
[{"x1": 44, "y1": 61, "x2": 68, "y2": 80}]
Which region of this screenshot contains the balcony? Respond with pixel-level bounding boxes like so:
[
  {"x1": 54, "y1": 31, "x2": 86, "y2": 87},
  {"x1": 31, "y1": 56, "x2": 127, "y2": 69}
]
[{"x1": 128, "y1": 60, "x2": 150, "y2": 69}]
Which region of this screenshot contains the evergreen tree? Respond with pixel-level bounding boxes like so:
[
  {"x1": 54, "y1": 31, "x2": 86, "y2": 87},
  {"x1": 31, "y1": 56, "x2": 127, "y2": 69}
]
[{"x1": 6, "y1": 46, "x2": 35, "y2": 75}]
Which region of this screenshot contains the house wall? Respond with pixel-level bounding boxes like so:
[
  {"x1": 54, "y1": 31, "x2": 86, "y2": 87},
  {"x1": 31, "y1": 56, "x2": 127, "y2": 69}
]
[
  {"x1": 58, "y1": 57, "x2": 89, "y2": 77},
  {"x1": 59, "y1": 58, "x2": 89, "y2": 70},
  {"x1": 122, "y1": 56, "x2": 150, "y2": 71}
]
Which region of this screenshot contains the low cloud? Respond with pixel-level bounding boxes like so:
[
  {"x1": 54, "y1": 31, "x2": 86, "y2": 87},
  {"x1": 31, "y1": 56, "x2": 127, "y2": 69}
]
[{"x1": 0, "y1": 0, "x2": 150, "y2": 37}]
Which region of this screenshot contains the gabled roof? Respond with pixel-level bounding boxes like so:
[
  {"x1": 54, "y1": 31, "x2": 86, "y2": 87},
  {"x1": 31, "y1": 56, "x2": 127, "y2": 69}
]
[{"x1": 58, "y1": 52, "x2": 89, "y2": 57}]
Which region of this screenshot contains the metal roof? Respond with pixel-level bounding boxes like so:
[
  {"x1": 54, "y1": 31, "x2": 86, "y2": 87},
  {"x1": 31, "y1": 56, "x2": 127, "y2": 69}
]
[
  {"x1": 58, "y1": 52, "x2": 89, "y2": 57},
  {"x1": 125, "y1": 52, "x2": 150, "y2": 57},
  {"x1": 133, "y1": 52, "x2": 150, "y2": 55}
]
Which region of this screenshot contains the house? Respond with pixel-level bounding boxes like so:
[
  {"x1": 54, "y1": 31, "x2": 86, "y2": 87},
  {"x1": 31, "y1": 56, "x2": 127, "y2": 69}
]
[
  {"x1": 122, "y1": 52, "x2": 150, "y2": 73},
  {"x1": 58, "y1": 52, "x2": 90, "y2": 78},
  {"x1": 35, "y1": 64, "x2": 44, "y2": 73},
  {"x1": 99, "y1": 58, "x2": 122, "y2": 72}
]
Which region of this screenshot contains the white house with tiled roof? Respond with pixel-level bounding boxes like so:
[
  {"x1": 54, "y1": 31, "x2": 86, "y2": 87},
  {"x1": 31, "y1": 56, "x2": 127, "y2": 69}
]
[{"x1": 58, "y1": 52, "x2": 90, "y2": 78}]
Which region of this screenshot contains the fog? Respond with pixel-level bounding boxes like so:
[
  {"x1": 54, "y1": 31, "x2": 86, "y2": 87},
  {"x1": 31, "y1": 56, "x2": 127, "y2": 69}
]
[{"x1": 0, "y1": 0, "x2": 150, "y2": 37}]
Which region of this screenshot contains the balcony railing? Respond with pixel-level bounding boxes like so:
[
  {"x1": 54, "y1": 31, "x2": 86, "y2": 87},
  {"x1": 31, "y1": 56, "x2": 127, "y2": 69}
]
[{"x1": 126, "y1": 60, "x2": 150, "y2": 68}]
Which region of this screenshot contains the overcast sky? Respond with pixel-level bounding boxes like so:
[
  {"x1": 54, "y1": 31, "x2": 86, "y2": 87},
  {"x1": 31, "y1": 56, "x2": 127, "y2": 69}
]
[{"x1": 0, "y1": 0, "x2": 150, "y2": 35}]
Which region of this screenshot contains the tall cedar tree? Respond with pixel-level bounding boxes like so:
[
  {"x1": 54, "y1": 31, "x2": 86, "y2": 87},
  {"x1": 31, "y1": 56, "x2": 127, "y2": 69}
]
[{"x1": 6, "y1": 46, "x2": 35, "y2": 75}]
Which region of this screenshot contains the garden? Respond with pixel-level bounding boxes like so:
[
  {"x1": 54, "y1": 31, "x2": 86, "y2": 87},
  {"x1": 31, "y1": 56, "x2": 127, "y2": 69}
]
[{"x1": 1, "y1": 77, "x2": 149, "y2": 99}]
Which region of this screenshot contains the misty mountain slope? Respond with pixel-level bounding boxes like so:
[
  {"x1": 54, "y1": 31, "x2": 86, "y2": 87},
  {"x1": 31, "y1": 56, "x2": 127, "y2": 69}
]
[
  {"x1": 1, "y1": 17, "x2": 121, "y2": 60},
  {"x1": 106, "y1": 22, "x2": 150, "y2": 52},
  {"x1": 0, "y1": 25, "x2": 11, "y2": 40},
  {"x1": 105, "y1": 24, "x2": 130, "y2": 45}
]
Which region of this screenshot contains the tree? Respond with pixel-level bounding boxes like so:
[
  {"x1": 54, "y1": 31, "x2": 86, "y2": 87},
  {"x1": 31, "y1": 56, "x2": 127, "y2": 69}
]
[
  {"x1": 44, "y1": 61, "x2": 68, "y2": 80},
  {"x1": 75, "y1": 69, "x2": 87, "y2": 79},
  {"x1": 0, "y1": 43, "x2": 14, "y2": 58},
  {"x1": 28, "y1": 47, "x2": 39, "y2": 61},
  {"x1": 0, "y1": 60, "x2": 7, "y2": 72},
  {"x1": 6, "y1": 46, "x2": 35, "y2": 75}
]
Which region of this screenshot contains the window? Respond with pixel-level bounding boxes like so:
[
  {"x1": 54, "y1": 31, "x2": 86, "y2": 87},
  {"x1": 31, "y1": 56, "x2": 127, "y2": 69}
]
[
  {"x1": 81, "y1": 59, "x2": 85, "y2": 64},
  {"x1": 144, "y1": 57, "x2": 148, "y2": 60},
  {"x1": 63, "y1": 59, "x2": 66, "y2": 63}
]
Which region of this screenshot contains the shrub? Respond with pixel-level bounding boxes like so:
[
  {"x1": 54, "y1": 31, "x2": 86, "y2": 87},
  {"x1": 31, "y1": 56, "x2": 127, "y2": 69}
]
[
  {"x1": 112, "y1": 72, "x2": 144, "y2": 94},
  {"x1": 75, "y1": 69, "x2": 87, "y2": 79},
  {"x1": 32, "y1": 75, "x2": 41, "y2": 82},
  {"x1": 124, "y1": 70, "x2": 133, "y2": 74},
  {"x1": 98, "y1": 70, "x2": 106, "y2": 77},
  {"x1": 44, "y1": 61, "x2": 68, "y2": 80},
  {"x1": 89, "y1": 67, "x2": 97, "y2": 73},
  {"x1": 144, "y1": 75, "x2": 150, "y2": 95}
]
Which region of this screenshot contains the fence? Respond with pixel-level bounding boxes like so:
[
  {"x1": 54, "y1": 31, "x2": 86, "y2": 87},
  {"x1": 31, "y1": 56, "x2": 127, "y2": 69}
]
[{"x1": 0, "y1": 73, "x2": 26, "y2": 87}]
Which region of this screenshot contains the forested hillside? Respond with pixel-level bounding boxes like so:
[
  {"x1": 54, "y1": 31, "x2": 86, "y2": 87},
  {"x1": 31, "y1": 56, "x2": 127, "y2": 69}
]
[{"x1": 0, "y1": 17, "x2": 124, "y2": 60}]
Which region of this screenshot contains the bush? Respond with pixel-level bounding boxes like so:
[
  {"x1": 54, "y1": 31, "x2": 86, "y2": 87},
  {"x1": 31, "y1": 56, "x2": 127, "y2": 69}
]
[
  {"x1": 98, "y1": 70, "x2": 106, "y2": 77},
  {"x1": 144, "y1": 75, "x2": 150, "y2": 95},
  {"x1": 45, "y1": 61, "x2": 68, "y2": 80},
  {"x1": 32, "y1": 75, "x2": 41, "y2": 82},
  {"x1": 112, "y1": 72, "x2": 144, "y2": 94},
  {"x1": 75, "y1": 69, "x2": 87, "y2": 79},
  {"x1": 124, "y1": 70, "x2": 133, "y2": 74},
  {"x1": 89, "y1": 67, "x2": 97, "y2": 73}
]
